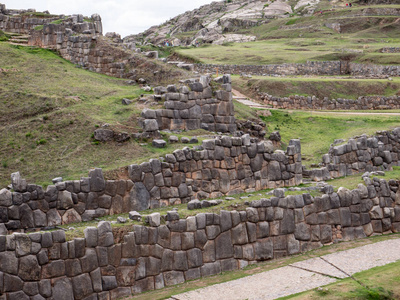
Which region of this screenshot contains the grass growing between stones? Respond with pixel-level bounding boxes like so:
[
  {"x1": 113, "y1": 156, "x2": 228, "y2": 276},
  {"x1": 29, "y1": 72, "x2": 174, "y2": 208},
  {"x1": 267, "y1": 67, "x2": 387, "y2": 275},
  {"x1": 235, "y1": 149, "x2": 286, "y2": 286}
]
[
  {"x1": 127, "y1": 233, "x2": 400, "y2": 300},
  {"x1": 233, "y1": 75, "x2": 400, "y2": 100},
  {"x1": 59, "y1": 185, "x2": 322, "y2": 240},
  {"x1": 279, "y1": 260, "x2": 400, "y2": 300},
  {"x1": 59, "y1": 167, "x2": 400, "y2": 241},
  {"x1": 260, "y1": 110, "x2": 400, "y2": 166}
]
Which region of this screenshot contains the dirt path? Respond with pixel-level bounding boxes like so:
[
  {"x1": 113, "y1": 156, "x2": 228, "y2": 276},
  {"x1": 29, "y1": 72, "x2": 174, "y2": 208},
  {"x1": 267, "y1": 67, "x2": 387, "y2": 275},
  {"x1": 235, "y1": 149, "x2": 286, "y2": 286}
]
[
  {"x1": 232, "y1": 89, "x2": 400, "y2": 116},
  {"x1": 171, "y1": 238, "x2": 400, "y2": 300}
]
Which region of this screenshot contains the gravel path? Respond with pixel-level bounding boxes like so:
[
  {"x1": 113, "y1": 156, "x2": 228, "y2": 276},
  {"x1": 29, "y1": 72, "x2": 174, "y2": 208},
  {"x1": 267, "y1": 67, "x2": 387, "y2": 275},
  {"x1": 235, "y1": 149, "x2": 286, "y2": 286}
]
[{"x1": 172, "y1": 239, "x2": 400, "y2": 300}]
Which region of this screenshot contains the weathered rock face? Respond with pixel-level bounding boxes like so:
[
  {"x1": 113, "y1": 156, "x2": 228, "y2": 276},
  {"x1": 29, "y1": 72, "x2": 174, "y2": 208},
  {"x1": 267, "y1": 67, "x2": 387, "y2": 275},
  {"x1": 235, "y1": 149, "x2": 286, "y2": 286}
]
[
  {"x1": 1, "y1": 175, "x2": 400, "y2": 299},
  {"x1": 124, "y1": 0, "x2": 297, "y2": 46}
]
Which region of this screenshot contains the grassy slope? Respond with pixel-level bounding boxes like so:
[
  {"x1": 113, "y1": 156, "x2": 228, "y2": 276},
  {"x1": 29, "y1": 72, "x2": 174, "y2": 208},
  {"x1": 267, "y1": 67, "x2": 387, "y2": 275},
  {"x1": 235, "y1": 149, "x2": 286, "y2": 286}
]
[
  {"x1": 175, "y1": 4, "x2": 400, "y2": 65},
  {"x1": 234, "y1": 75, "x2": 400, "y2": 99},
  {"x1": 261, "y1": 109, "x2": 400, "y2": 165},
  {"x1": 0, "y1": 44, "x2": 198, "y2": 188}
]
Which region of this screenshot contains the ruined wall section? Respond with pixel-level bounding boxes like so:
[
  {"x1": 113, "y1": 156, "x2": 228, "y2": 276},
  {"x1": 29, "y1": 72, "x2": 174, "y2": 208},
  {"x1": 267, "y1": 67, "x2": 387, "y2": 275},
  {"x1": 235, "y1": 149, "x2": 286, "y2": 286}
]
[
  {"x1": 261, "y1": 94, "x2": 400, "y2": 110},
  {"x1": 1, "y1": 178, "x2": 400, "y2": 299},
  {"x1": 194, "y1": 61, "x2": 400, "y2": 77},
  {"x1": 304, "y1": 128, "x2": 400, "y2": 181},
  {"x1": 0, "y1": 4, "x2": 102, "y2": 36},
  {"x1": 140, "y1": 75, "x2": 236, "y2": 133},
  {"x1": 0, "y1": 135, "x2": 302, "y2": 233},
  {"x1": 0, "y1": 4, "x2": 59, "y2": 34}
]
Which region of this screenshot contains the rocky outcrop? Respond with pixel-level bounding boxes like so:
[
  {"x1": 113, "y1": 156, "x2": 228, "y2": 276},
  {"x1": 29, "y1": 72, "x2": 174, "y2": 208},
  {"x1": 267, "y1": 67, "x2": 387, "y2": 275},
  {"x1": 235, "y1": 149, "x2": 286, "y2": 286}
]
[{"x1": 124, "y1": 0, "x2": 300, "y2": 46}]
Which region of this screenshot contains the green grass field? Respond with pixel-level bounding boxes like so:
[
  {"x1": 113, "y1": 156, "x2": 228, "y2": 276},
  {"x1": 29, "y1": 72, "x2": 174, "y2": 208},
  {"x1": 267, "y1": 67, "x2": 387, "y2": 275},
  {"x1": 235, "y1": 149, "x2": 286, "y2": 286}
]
[{"x1": 174, "y1": 3, "x2": 400, "y2": 66}]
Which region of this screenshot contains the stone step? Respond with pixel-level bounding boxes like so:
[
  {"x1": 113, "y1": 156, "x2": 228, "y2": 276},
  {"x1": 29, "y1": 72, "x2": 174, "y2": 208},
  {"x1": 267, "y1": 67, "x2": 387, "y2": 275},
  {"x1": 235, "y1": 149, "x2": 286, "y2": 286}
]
[
  {"x1": 8, "y1": 42, "x2": 30, "y2": 47},
  {"x1": 4, "y1": 32, "x2": 24, "y2": 37},
  {"x1": 10, "y1": 38, "x2": 28, "y2": 44}
]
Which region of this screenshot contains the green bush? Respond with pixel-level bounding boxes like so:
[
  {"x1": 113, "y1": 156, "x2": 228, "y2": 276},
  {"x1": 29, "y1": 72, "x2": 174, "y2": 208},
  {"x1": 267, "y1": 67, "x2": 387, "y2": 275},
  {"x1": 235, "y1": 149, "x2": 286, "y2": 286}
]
[{"x1": 36, "y1": 139, "x2": 47, "y2": 145}]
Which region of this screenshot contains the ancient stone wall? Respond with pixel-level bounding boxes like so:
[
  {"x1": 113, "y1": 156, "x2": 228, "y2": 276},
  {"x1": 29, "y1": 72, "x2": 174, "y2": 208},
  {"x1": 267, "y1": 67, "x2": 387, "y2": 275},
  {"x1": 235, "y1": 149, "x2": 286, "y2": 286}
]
[
  {"x1": 380, "y1": 47, "x2": 400, "y2": 53},
  {"x1": 27, "y1": 17, "x2": 183, "y2": 81},
  {"x1": 194, "y1": 61, "x2": 400, "y2": 77},
  {"x1": 261, "y1": 94, "x2": 400, "y2": 110},
  {"x1": 0, "y1": 134, "x2": 302, "y2": 234},
  {"x1": 1, "y1": 177, "x2": 400, "y2": 299},
  {"x1": 140, "y1": 75, "x2": 236, "y2": 133},
  {"x1": 0, "y1": 5, "x2": 58, "y2": 34},
  {"x1": 0, "y1": 4, "x2": 102, "y2": 36},
  {"x1": 304, "y1": 128, "x2": 400, "y2": 181}
]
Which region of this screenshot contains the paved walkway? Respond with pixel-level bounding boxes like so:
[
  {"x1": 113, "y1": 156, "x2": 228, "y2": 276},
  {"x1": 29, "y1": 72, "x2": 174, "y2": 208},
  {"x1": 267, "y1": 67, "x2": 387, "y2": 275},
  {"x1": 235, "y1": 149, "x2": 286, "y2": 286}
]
[
  {"x1": 171, "y1": 238, "x2": 400, "y2": 300},
  {"x1": 232, "y1": 89, "x2": 270, "y2": 109}
]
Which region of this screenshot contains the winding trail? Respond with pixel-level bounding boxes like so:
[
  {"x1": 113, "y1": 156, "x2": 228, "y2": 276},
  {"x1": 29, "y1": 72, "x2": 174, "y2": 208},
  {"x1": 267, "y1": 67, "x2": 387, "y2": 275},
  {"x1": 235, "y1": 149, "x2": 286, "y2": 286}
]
[{"x1": 232, "y1": 89, "x2": 400, "y2": 116}]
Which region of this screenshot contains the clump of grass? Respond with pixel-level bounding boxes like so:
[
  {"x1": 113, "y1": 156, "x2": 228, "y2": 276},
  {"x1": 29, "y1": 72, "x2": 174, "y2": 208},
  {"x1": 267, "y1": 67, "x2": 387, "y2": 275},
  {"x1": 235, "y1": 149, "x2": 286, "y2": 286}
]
[
  {"x1": 0, "y1": 30, "x2": 10, "y2": 42},
  {"x1": 36, "y1": 139, "x2": 47, "y2": 145},
  {"x1": 351, "y1": 286, "x2": 394, "y2": 300},
  {"x1": 34, "y1": 25, "x2": 44, "y2": 31}
]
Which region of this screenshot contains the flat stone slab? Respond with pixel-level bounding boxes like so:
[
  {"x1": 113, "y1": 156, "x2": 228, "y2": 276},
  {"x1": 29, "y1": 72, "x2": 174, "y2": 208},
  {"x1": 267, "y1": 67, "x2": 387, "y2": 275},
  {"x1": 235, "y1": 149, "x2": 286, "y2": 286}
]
[
  {"x1": 322, "y1": 239, "x2": 400, "y2": 276},
  {"x1": 172, "y1": 266, "x2": 335, "y2": 300},
  {"x1": 290, "y1": 257, "x2": 347, "y2": 278}
]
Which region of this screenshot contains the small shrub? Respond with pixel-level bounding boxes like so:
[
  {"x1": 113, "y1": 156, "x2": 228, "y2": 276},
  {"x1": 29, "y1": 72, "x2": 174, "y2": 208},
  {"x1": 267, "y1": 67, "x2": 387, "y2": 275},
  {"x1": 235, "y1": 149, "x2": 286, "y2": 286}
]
[
  {"x1": 286, "y1": 18, "x2": 299, "y2": 26},
  {"x1": 36, "y1": 139, "x2": 47, "y2": 145},
  {"x1": 2, "y1": 161, "x2": 8, "y2": 168},
  {"x1": 25, "y1": 132, "x2": 32, "y2": 138},
  {"x1": 43, "y1": 115, "x2": 49, "y2": 121}
]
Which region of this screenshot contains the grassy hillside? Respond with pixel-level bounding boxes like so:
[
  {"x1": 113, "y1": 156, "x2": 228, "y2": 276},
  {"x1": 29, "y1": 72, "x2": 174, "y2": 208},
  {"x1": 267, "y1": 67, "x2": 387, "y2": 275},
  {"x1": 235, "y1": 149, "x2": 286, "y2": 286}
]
[
  {"x1": 175, "y1": 4, "x2": 400, "y2": 65},
  {"x1": 0, "y1": 44, "x2": 197, "y2": 188}
]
